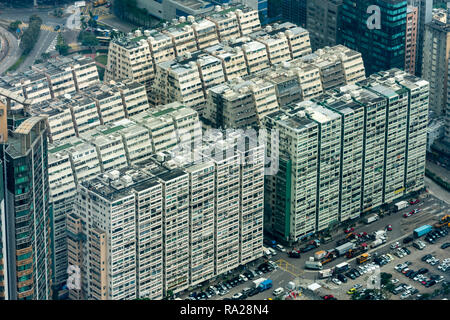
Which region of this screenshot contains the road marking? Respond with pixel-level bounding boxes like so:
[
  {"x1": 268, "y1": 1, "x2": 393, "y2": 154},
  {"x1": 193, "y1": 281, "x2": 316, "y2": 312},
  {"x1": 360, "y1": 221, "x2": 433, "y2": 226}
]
[{"x1": 275, "y1": 259, "x2": 303, "y2": 278}]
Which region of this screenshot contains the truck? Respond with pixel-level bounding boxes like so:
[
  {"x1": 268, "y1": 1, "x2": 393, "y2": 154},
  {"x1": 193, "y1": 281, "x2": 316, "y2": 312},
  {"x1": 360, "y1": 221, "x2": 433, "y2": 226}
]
[
  {"x1": 364, "y1": 214, "x2": 379, "y2": 224},
  {"x1": 314, "y1": 250, "x2": 327, "y2": 261},
  {"x1": 335, "y1": 262, "x2": 349, "y2": 274},
  {"x1": 258, "y1": 279, "x2": 273, "y2": 292},
  {"x1": 372, "y1": 230, "x2": 387, "y2": 240},
  {"x1": 335, "y1": 242, "x2": 356, "y2": 256},
  {"x1": 413, "y1": 225, "x2": 433, "y2": 238},
  {"x1": 345, "y1": 243, "x2": 368, "y2": 259},
  {"x1": 395, "y1": 200, "x2": 409, "y2": 212},
  {"x1": 252, "y1": 277, "x2": 267, "y2": 289},
  {"x1": 305, "y1": 257, "x2": 323, "y2": 270},
  {"x1": 321, "y1": 251, "x2": 338, "y2": 265},
  {"x1": 319, "y1": 268, "x2": 333, "y2": 279},
  {"x1": 434, "y1": 215, "x2": 450, "y2": 228},
  {"x1": 370, "y1": 238, "x2": 384, "y2": 248},
  {"x1": 356, "y1": 253, "x2": 370, "y2": 264}
]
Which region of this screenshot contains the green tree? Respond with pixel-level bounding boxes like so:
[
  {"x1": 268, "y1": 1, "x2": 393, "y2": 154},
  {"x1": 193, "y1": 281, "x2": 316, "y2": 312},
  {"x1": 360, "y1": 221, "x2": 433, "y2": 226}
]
[
  {"x1": 8, "y1": 20, "x2": 22, "y2": 33},
  {"x1": 20, "y1": 15, "x2": 42, "y2": 55},
  {"x1": 78, "y1": 32, "x2": 99, "y2": 47},
  {"x1": 380, "y1": 272, "x2": 392, "y2": 286},
  {"x1": 41, "y1": 52, "x2": 51, "y2": 60},
  {"x1": 55, "y1": 34, "x2": 70, "y2": 55}
]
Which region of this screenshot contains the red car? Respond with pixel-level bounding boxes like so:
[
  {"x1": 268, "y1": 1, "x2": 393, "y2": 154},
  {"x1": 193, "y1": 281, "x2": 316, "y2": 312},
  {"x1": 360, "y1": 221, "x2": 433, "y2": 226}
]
[
  {"x1": 323, "y1": 295, "x2": 336, "y2": 300},
  {"x1": 403, "y1": 213, "x2": 411, "y2": 218},
  {"x1": 409, "y1": 199, "x2": 420, "y2": 205},
  {"x1": 344, "y1": 227, "x2": 355, "y2": 234},
  {"x1": 386, "y1": 225, "x2": 393, "y2": 231}
]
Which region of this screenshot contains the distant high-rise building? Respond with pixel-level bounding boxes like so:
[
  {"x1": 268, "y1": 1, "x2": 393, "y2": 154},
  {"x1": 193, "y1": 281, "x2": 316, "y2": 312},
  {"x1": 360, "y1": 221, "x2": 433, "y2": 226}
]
[
  {"x1": 0, "y1": 115, "x2": 54, "y2": 300},
  {"x1": 422, "y1": 19, "x2": 450, "y2": 117},
  {"x1": 446, "y1": 57, "x2": 450, "y2": 144},
  {"x1": 306, "y1": 0, "x2": 343, "y2": 51},
  {"x1": 242, "y1": 0, "x2": 269, "y2": 24},
  {"x1": 339, "y1": 0, "x2": 408, "y2": 75},
  {"x1": 282, "y1": 0, "x2": 307, "y2": 28},
  {"x1": 405, "y1": 6, "x2": 418, "y2": 75},
  {"x1": 407, "y1": 0, "x2": 433, "y2": 76}
]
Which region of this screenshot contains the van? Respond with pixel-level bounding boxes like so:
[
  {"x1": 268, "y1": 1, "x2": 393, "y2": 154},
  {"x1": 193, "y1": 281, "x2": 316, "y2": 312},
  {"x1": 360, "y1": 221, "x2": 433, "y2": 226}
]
[
  {"x1": 268, "y1": 248, "x2": 277, "y2": 256},
  {"x1": 276, "y1": 244, "x2": 286, "y2": 252},
  {"x1": 273, "y1": 287, "x2": 284, "y2": 296}
]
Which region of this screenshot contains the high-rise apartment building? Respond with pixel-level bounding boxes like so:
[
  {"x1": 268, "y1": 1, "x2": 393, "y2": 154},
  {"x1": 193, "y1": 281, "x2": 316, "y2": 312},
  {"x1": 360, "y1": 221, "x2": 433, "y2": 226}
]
[
  {"x1": 339, "y1": 0, "x2": 408, "y2": 76},
  {"x1": 405, "y1": 6, "x2": 418, "y2": 75},
  {"x1": 263, "y1": 69, "x2": 428, "y2": 243},
  {"x1": 68, "y1": 129, "x2": 264, "y2": 299},
  {"x1": 281, "y1": 0, "x2": 307, "y2": 28},
  {"x1": 306, "y1": 0, "x2": 343, "y2": 51},
  {"x1": 422, "y1": 19, "x2": 450, "y2": 116},
  {"x1": 0, "y1": 55, "x2": 99, "y2": 110},
  {"x1": 205, "y1": 77, "x2": 280, "y2": 128},
  {"x1": 0, "y1": 116, "x2": 53, "y2": 300},
  {"x1": 407, "y1": 0, "x2": 433, "y2": 76}
]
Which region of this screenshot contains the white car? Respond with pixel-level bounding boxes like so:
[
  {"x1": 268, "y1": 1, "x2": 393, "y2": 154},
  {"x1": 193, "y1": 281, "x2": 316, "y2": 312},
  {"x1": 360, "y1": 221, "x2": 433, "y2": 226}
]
[
  {"x1": 391, "y1": 278, "x2": 399, "y2": 284},
  {"x1": 331, "y1": 278, "x2": 342, "y2": 285},
  {"x1": 400, "y1": 290, "x2": 411, "y2": 300},
  {"x1": 232, "y1": 293, "x2": 243, "y2": 300},
  {"x1": 390, "y1": 242, "x2": 400, "y2": 250},
  {"x1": 273, "y1": 287, "x2": 285, "y2": 296},
  {"x1": 239, "y1": 274, "x2": 248, "y2": 282}
]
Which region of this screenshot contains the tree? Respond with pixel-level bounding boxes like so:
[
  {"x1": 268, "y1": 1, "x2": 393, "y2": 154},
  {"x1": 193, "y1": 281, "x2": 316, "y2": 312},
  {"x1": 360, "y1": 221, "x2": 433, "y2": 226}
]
[
  {"x1": 8, "y1": 20, "x2": 22, "y2": 33},
  {"x1": 78, "y1": 32, "x2": 99, "y2": 47},
  {"x1": 380, "y1": 272, "x2": 392, "y2": 286},
  {"x1": 55, "y1": 34, "x2": 70, "y2": 56},
  {"x1": 19, "y1": 15, "x2": 42, "y2": 55},
  {"x1": 41, "y1": 52, "x2": 51, "y2": 60}
]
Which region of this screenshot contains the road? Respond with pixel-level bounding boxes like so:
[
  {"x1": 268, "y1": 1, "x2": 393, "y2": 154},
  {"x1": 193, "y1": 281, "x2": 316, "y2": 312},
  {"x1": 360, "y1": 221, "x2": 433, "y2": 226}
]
[
  {"x1": 184, "y1": 192, "x2": 449, "y2": 301},
  {"x1": 0, "y1": 5, "x2": 81, "y2": 72},
  {"x1": 0, "y1": 24, "x2": 21, "y2": 74},
  {"x1": 17, "y1": 29, "x2": 58, "y2": 72}
]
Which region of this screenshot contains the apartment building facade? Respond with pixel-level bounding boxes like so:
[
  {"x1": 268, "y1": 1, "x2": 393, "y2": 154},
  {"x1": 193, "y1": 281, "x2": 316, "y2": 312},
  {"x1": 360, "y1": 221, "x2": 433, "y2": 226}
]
[
  {"x1": 263, "y1": 69, "x2": 428, "y2": 243},
  {"x1": 68, "y1": 129, "x2": 264, "y2": 299}
]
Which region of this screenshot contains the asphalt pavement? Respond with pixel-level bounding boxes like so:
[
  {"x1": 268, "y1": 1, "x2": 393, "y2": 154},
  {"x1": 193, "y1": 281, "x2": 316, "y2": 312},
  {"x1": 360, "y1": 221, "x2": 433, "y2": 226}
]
[{"x1": 182, "y1": 192, "x2": 449, "y2": 301}]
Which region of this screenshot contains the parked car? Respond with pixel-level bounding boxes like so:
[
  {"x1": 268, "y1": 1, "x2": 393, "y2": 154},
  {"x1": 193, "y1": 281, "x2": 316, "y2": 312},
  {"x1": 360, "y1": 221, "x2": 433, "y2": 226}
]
[
  {"x1": 409, "y1": 199, "x2": 420, "y2": 205},
  {"x1": 337, "y1": 274, "x2": 347, "y2": 283},
  {"x1": 418, "y1": 268, "x2": 428, "y2": 274},
  {"x1": 231, "y1": 293, "x2": 243, "y2": 300},
  {"x1": 331, "y1": 278, "x2": 342, "y2": 285},
  {"x1": 425, "y1": 280, "x2": 436, "y2": 288},
  {"x1": 441, "y1": 243, "x2": 450, "y2": 249},
  {"x1": 403, "y1": 236, "x2": 413, "y2": 244},
  {"x1": 390, "y1": 242, "x2": 400, "y2": 250}
]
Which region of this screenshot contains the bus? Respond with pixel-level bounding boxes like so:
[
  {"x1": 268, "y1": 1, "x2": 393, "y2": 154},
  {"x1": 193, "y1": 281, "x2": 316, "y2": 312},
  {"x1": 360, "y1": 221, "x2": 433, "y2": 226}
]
[{"x1": 335, "y1": 262, "x2": 349, "y2": 274}]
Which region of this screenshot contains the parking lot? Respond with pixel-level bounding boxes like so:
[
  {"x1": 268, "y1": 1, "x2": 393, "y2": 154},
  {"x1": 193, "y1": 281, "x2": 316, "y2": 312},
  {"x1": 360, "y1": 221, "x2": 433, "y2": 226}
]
[{"x1": 179, "y1": 193, "x2": 450, "y2": 301}]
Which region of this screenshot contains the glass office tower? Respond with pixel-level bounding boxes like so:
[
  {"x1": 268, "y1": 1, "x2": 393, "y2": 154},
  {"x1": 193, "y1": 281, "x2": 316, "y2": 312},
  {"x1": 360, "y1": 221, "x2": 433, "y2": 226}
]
[{"x1": 339, "y1": 0, "x2": 408, "y2": 75}]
